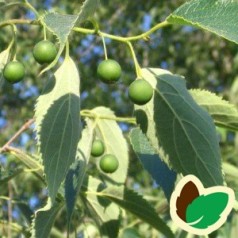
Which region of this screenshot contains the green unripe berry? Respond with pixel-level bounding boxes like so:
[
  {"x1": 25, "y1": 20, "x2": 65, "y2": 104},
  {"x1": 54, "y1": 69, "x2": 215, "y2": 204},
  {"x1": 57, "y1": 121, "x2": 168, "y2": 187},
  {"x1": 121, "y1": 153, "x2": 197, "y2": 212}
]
[
  {"x1": 99, "y1": 154, "x2": 119, "y2": 173},
  {"x1": 33, "y1": 40, "x2": 57, "y2": 64},
  {"x1": 128, "y1": 79, "x2": 153, "y2": 105},
  {"x1": 91, "y1": 139, "x2": 105, "y2": 157},
  {"x1": 3, "y1": 61, "x2": 25, "y2": 84},
  {"x1": 97, "y1": 59, "x2": 121, "y2": 84}
]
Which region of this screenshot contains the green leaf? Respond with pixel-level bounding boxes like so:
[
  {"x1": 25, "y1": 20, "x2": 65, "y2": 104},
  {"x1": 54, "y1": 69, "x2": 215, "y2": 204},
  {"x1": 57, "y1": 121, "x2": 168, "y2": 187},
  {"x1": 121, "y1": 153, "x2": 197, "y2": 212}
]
[
  {"x1": 43, "y1": 13, "x2": 78, "y2": 44},
  {"x1": 16, "y1": 202, "x2": 34, "y2": 225},
  {"x1": 130, "y1": 127, "x2": 176, "y2": 200},
  {"x1": 230, "y1": 76, "x2": 238, "y2": 108},
  {"x1": 0, "y1": 0, "x2": 5, "y2": 8},
  {"x1": 35, "y1": 57, "x2": 81, "y2": 202},
  {"x1": 230, "y1": 213, "x2": 238, "y2": 237},
  {"x1": 65, "y1": 120, "x2": 94, "y2": 223},
  {"x1": 41, "y1": 0, "x2": 100, "y2": 73},
  {"x1": 41, "y1": 13, "x2": 78, "y2": 73},
  {"x1": 77, "y1": 0, "x2": 100, "y2": 23},
  {"x1": 100, "y1": 186, "x2": 175, "y2": 238},
  {"x1": 186, "y1": 193, "x2": 229, "y2": 228},
  {"x1": 121, "y1": 228, "x2": 141, "y2": 238},
  {"x1": 223, "y1": 162, "x2": 238, "y2": 180},
  {"x1": 0, "y1": 47, "x2": 10, "y2": 89},
  {"x1": 135, "y1": 68, "x2": 223, "y2": 187},
  {"x1": 0, "y1": 168, "x2": 24, "y2": 184},
  {"x1": 190, "y1": 89, "x2": 238, "y2": 131},
  {"x1": 3, "y1": 222, "x2": 30, "y2": 237},
  {"x1": 176, "y1": 230, "x2": 189, "y2": 238},
  {"x1": 82, "y1": 176, "x2": 120, "y2": 238},
  {"x1": 31, "y1": 199, "x2": 63, "y2": 238},
  {"x1": 167, "y1": 0, "x2": 238, "y2": 44},
  {"x1": 90, "y1": 107, "x2": 129, "y2": 184},
  {"x1": 7, "y1": 149, "x2": 44, "y2": 181},
  {"x1": 0, "y1": 2, "x2": 22, "y2": 10}
]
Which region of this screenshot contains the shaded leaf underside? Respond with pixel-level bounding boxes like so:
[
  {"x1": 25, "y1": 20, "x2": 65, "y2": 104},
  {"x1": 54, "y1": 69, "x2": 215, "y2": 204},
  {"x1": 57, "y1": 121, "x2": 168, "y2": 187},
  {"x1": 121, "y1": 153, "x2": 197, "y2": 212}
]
[
  {"x1": 135, "y1": 68, "x2": 223, "y2": 187},
  {"x1": 100, "y1": 186, "x2": 175, "y2": 238},
  {"x1": 130, "y1": 127, "x2": 176, "y2": 200}
]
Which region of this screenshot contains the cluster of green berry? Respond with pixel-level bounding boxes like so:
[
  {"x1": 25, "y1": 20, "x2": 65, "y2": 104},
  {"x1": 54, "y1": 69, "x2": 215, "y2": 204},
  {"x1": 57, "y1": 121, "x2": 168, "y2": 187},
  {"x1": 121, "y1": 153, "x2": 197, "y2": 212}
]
[
  {"x1": 97, "y1": 59, "x2": 153, "y2": 105},
  {"x1": 3, "y1": 40, "x2": 57, "y2": 84},
  {"x1": 3, "y1": 39, "x2": 153, "y2": 106},
  {"x1": 91, "y1": 139, "x2": 119, "y2": 173}
]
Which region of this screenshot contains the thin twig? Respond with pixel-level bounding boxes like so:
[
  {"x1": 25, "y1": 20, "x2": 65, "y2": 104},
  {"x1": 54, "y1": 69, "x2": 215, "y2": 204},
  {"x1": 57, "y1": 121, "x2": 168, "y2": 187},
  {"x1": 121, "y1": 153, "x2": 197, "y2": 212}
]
[
  {"x1": 0, "y1": 17, "x2": 170, "y2": 43},
  {"x1": 23, "y1": 0, "x2": 39, "y2": 17},
  {"x1": 0, "y1": 19, "x2": 36, "y2": 28},
  {"x1": 0, "y1": 119, "x2": 34, "y2": 153},
  {"x1": 7, "y1": 182, "x2": 12, "y2": 238}
]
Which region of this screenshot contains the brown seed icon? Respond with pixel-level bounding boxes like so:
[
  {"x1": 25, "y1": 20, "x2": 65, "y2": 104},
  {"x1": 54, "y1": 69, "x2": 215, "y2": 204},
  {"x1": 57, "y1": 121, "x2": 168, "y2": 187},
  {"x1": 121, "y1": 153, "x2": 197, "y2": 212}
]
[{"x1": 176, "y1": 181, "x2": 199, "y2": 221}]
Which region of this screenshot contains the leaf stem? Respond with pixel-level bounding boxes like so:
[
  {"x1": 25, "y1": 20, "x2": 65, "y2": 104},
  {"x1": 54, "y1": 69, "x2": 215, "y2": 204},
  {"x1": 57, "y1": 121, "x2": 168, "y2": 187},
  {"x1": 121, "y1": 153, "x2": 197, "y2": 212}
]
[
  {"x1": 80, "y1": 110, "x2": 136, "y2": 124},
  {"x1": 0, "y1": 19, "x2": 36, "y2": 29},
  {"x1": 0, "y1": 221, "x2": 23, "y2": 234},
  {"x1": 74, "y1": 20, "x2": 170, "y2": 43},
  {"x1": 43, "y1": 25, "x2": 47, "y2": 40},
  {"x1": 0, "y1": 19, "x2": 170, "y2": 43},
  {"x1": 0, "y1": 196, "x2": 11, "y2": 201},
  {"x1": 127, "y1": 41, "x2": 142, "y2": 78},
  {"x1": 10, "y1": 24, "x2": 17, "y2": 61},
  {"x1": 5, "y1": 146, "x2": 45, "y2": 183},
  {"x1": 101, "y1": 36, "x2": 108, "y2": 60},
  {"x1": 7, "y1": 182, "x2": 13, "y2": 238},
  {"x1": 126, "y1": 21, "x2": 170, "y2": 41},
  {"x1": 23, "y1": 0, "x2": 39, "y2": 17},
  {"x1": 0, "y1": 1, "x2": 39, "y2": 18},
  {"x1": 7, "y1": 36, "x2": 15, "y2": 51}
]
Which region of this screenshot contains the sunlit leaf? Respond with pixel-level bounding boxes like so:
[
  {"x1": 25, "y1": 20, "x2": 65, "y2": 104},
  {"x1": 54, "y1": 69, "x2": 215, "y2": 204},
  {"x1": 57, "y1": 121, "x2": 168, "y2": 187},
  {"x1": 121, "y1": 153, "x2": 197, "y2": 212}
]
[
  {"x1": 77, "y1": 0, "x2": 100, "y2": 23},
  {"x1": 82, "y1": 176, "x2": 120, "y2": 238},
  {"x1": 135, "y1": 68, "x2": 223, "y2": 187},
  {"x1": 90, "y1": 107, "x2": 129, "y2": 184},
  {"x1": 41, "y1": 0, "x2": 99, "y2": 73},
  {"x1": 41, "y1": 13, "x2": 78, "y2": 73},
  {"x1": 190, "y1": 89, "x2": 238, "y2": 131},
  {"x1": 35, "y1": 57, "x2": 81, "y2": 202},
  {"x1": 0, "y1": 47, "x2": 10, "y2": 89},
  {"x1": 167, "y1": 0, "x2": 238, "y2": 44},
  {"x1": 7, "y1": 149, "x2": 44, "y2": 181}
]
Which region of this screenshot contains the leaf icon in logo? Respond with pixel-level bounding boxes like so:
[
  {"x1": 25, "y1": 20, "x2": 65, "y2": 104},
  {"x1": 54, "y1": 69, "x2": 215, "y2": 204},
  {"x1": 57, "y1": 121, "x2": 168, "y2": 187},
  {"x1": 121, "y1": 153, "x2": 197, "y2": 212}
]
[
  {"x1": 186, "y1": 192, "x2": 229, "y2": 229},
  {"x1": 176, "y1": 181, "x2": 199, "y2": 221},
  {"x1": 170, "y1": 175, "x2": 235, "y2": 235}
]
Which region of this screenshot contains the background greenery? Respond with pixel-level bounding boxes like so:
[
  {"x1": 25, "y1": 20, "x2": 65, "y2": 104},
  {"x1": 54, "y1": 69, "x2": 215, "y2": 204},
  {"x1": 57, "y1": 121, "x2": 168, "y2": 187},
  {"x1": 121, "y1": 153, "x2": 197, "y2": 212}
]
[{"x1": 1, "y1": 0, "x2": 238, "y2": 237}]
